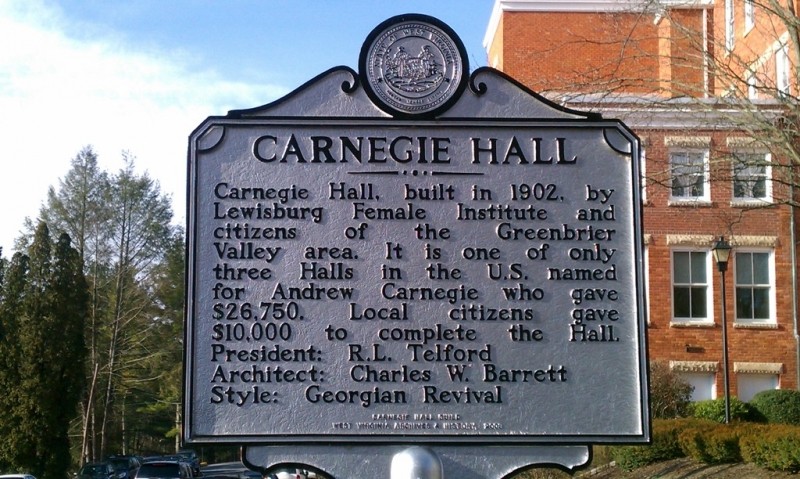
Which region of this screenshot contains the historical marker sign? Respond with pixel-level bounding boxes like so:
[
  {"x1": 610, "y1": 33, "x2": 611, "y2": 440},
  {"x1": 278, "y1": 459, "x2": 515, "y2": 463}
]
[{"x1": 184, "y1": 14, "x2": 649, "y2": 447}]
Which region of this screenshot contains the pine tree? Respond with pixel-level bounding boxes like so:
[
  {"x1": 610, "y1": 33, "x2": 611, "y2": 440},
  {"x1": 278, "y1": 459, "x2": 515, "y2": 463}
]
[
  {"x1": 135, "y1": 230, "x2": 185, "y2": 449},
  {"x1": 42, "y1": 233, "x2": 87, "y2": 478},
  {"x1": 33, "y1": 146, "x2": 110, "y2": 462},
  {"x1": 35, "y1": 148, "x2": 177, "y2": 459},
  {"x1": 40, "y1": 146, "x2": 110, "y2": 263},
  {"x1": 0, "y1": 251, "x2": 29, "y2": 470},
  {"x1": 0, "y1": 224, "x2": 87, "y2": 479}
]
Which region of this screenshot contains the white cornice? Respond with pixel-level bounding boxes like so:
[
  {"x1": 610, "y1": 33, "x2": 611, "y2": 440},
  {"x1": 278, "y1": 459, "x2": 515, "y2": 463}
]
[{"x1": 484, "y1": 1, "x2": 503, "y2": 51}]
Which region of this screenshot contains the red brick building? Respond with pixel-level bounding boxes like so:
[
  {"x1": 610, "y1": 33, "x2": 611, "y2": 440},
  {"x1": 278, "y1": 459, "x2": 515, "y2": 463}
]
[{"x1": 484, "y1": 0, "x2": 799, "y2": 401}]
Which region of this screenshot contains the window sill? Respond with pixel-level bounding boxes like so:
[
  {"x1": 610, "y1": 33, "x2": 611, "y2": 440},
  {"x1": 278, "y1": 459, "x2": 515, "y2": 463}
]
[
  {"x1": 670, "y1": 321, "x2": 715, "y2": 329},
  {"x1": 734, "y1": 322, "x2": 778, "y2": 330},
  {"x1": 668, "y1": 199, "x2": 712, "y2": 207},
  {"x1": 730, "y1": 199, "x2": 774, "y2": 208}
]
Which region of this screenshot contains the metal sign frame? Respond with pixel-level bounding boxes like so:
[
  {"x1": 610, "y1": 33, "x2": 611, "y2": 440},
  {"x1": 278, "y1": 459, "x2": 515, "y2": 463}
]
[{"x1": 184, "y1": 15, "x2": 649, "y2": 465}]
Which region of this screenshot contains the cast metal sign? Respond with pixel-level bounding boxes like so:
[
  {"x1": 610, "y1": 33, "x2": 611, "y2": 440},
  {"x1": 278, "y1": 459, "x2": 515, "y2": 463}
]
[{"x1": 184, "y1": 14, "x2": 649, "y2": 448}]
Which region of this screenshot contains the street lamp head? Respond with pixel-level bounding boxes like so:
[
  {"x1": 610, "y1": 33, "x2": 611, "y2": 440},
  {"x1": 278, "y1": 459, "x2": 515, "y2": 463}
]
[{"x1": 712, "y1": 235, "x2": 732, "y2": 272}]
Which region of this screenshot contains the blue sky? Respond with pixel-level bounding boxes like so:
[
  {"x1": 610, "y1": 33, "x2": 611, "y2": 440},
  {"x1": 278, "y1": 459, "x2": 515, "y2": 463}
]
[{"x1": 0, "y1": 0, "x2": 494, "y2": 253}]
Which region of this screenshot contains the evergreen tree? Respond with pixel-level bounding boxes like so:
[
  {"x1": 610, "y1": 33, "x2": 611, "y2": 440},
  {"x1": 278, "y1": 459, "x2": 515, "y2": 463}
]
[
  {"x1": 44, "y1": 233, "x2": 88, "y2": 477},
  {"x1": 40, "y1": 146, "x2": 110, "y2": 264},
  {"x1": 0, "y1": 224, "x2": 87, "y2": 479},
  {"x1": 34, "y1": 148, "x2": 178, "y2": 460},
  {"x1": 37, "y1": 149, "x2": 176, "y2": 458},
  {"x1": 27, "y1": 146, "x2": 110, "y2": 463},
  {"x1": 0, "y1": 252, "x2": 29, "y2": 470},
  {"x1": 135, "y1": 230, "x2": 185, "y2": 450}
]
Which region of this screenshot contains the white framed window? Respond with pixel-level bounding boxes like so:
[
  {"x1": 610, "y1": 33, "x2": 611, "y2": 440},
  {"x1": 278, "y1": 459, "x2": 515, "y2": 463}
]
[
  {"x1": 644, "y1": 244, "x2": 651, "y2": 325},
  {"x1": 640, "y1": 147, "x2": 647, "y2": 203},
  {"x1": 680, "y1": 372, "x2": 716, "y2": 401},
  {"x1": 734, "y1": 250, "x2": 775, "y2": 324},
  {"x1": 725, "y1": 0, "x2": 735, "y2": 52},
  {"x1": 746, "y1": 70, "x2": 758, "y2": 100},
  {"x1": 672, "y1": 250, "x2": 713, "y2": 323},
  {"x1": 776, "y1": 44, "x2": 790, "y2": 96},
  {"x1": 732, "y1": 151, "x2": 771, "y2": 202},
  {"x1": 744, "y1": 0, "x2": 755, "y2": 33},
  {"x1": 670, "y1": 150, "x2": 709, "y2": 202},
  {"x1": 737, "y1": 373, "x2": 778, "y2": 401}
]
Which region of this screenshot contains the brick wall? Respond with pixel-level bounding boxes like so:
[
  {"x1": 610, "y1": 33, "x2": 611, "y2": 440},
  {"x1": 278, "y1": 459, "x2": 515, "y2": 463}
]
[
  {"x1": 642, "y1": 129, "x2": 797, "y2": 393},
  {"x1": 489, "y1": 4, "x2": 799, "y2": 395}
]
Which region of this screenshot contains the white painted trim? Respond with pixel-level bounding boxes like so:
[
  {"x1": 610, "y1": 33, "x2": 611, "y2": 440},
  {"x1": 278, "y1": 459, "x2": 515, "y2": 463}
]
[{"x1": 484, "y1": 1, "x2": 500, "y2": 50}]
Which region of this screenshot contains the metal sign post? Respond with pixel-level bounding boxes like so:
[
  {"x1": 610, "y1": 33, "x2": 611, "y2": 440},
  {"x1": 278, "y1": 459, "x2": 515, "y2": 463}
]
[{"x1": 184, "y1": 14, "x2": 649, "y2": 479}]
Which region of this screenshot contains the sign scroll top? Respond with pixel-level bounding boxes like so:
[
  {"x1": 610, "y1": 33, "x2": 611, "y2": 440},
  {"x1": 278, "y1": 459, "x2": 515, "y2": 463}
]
[{"x1": 184, "y1": 14, "x2": 649, "y2": 448}]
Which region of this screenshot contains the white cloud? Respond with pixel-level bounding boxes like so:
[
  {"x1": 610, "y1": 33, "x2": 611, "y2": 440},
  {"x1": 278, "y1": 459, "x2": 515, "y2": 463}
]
[{"x1": 0, "y1": 0, "x2": 288, "y2": 253}]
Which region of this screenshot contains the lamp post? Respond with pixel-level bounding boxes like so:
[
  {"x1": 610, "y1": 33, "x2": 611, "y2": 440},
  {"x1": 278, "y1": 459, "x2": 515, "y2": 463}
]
[{"x1": 712, "y1": 236, "x2": 732, "y2": 424}]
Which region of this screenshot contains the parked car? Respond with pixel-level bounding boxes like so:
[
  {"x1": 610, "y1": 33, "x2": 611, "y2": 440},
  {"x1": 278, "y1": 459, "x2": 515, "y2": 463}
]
[
  {"x1": 0, "y1": 474, "x2": 37, "y2": 479},
  {"x1": 266, "y1": 470, "x2": 307, "y2": 479},
  {"x1": 135, "y1": 460, "x2": 192, "y2": 479},
  {"x1": 200, "y1": 461, "x2": 260, "y2": 479},
  {"x1": 106, "y1": 455, "x2": 142, "y2": 479},
  {"x1": 176, "y1": 450, "x2": 200, "y2": 477},
  {"x1": 77, "y1": 463, "x2": 116, "y2": 479}
]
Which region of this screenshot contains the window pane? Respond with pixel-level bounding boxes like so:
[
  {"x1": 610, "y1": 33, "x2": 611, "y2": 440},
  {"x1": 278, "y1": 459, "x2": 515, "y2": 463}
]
[
  {"x1": 736, "y1": 253, "x2": 753, "y2": 284},
  {"x1": 674, "y1": 252, "x2": 690, "y2": 283},
  {"x1": 690, "y1": 286, "x2": 707, "y2": 318},
  {"x1": 733, "y1": 153, "x2": 769, "y2": 199},
  {"x1": 680, "y1": 372, "x2": 715, "y2": 401},
  {"x1": 691, "y1": 176, "x2": 705, "y2": 196},
  {"x1": 691, "y1": 252, "x2": 706, "y2": 282},
  {"x1": 752, "y1": 178, "x2": 766, "y2": 198},
  {"x1": 674, "y1": 287, "x2": 691, "y2": 317},
  {"x1": 738, "y1": 374, "x2": 778, "y2": 402},
  {"x1": 671, "y1": 151, "x2": 706, "y2": 198},
  {"x1": 672, "y1": 177, "x2": 685, "y2": 197},
  {"x1": 753, "y1": 253, "x2": 769, "y2": 284},
  {"x1": 753, "y1": 288, "x2": 770, "y2": 319},
  {"x1": 733, "y1": 180, "x2": 747, "y2": 198},
  {"x1": 737, "y1": 287, "x2": 753, "y2": 319}
]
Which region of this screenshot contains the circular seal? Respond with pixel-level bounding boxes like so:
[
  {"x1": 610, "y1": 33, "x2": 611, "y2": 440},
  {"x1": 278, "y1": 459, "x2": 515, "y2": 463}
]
[{"x1": 359, "y1": 14, "x2": 468, "y2": 117}]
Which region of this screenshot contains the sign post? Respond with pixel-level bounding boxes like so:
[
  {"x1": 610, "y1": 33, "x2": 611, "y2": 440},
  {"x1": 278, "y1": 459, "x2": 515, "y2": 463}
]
[{"x1": 184, "y1": 14, "x2": 649, "y2": 479}]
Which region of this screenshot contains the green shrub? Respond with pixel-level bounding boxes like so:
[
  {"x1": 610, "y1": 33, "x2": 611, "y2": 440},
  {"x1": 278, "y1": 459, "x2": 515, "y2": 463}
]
[
  {"x1": 649, "y1": 361, "x2": 694, "y2": 418},
  {"x1": 610, "y1": 445, "x2": 656, "y2": 472},
  {"x1": 740, "y1": 424, "x2": 800, "y2": 472},
  {"x1": 739, "y1": 424, "x2": 771, "y2": 467},
  {"x1": 610, "y1": 418, "x2": 698, "y2": 471},
  {"x1": 590, "y1": 445, "x2": 614, "y2": 466},
  {"x1": 677, "y1": 421, "x2": 717, "y2": 462},
  {"x1": 678, "y1": 422, "x2": 751, "y2": 464},
  {"x1": 749, "y1": 389, "x2": 800, "y2": 425},
  {"x1": 691, "y1": 397, "x2": 752, "y2": 423}
]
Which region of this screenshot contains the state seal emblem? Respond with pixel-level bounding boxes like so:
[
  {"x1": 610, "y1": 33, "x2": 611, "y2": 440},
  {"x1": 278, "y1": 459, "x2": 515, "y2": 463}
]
[{"x1": 359, "y1": 14, "x2": 468, "y2": 117}]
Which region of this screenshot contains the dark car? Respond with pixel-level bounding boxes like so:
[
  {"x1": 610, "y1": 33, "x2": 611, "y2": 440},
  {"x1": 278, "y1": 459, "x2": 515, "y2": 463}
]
[
  {"x1": 200, "y1": 461, "x2": 259, "y2": 479},
  {"x1": 106, "y1": 455, "x2": 142, "y2": 479},
  {"x1": 176, "y1": 450, "x2": 200, "y2": 477},
  {"x1": 77, "y1": 463, "x2": 116, "y2": 479},
  {"x1": 134, "y1": 461, "x2": 192, "y2": 479}
]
